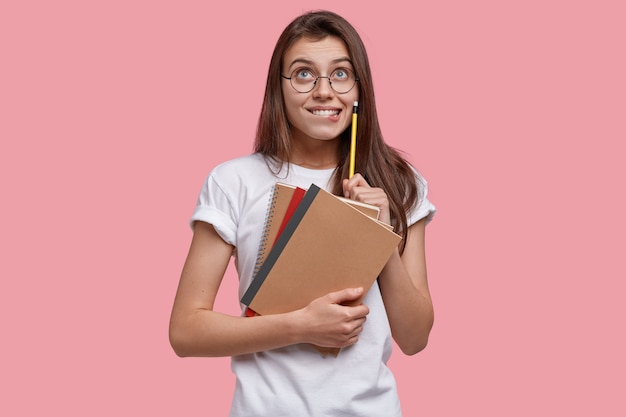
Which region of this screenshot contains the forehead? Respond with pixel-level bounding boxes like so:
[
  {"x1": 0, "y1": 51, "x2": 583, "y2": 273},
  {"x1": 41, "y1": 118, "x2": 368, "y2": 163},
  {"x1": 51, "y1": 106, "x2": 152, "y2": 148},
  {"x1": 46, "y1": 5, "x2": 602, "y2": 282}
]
[{"x1": 283, "y1": 36, "x2": 350, "y2": 69}]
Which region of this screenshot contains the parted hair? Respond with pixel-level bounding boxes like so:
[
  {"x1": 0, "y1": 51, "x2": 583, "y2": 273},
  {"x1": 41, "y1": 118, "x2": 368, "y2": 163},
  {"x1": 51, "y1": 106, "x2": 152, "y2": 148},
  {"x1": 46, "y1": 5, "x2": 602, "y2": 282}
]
[{"x1": 254, "y1": 10, "x2": 423, "y2": 253}]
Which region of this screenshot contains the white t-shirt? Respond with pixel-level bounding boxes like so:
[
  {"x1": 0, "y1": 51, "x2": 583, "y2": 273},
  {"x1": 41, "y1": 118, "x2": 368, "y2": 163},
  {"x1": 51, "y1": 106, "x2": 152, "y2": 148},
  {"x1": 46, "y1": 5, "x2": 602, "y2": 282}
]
[{"x1": 191, "y1": 153, "x2": 436, "y2": 417}]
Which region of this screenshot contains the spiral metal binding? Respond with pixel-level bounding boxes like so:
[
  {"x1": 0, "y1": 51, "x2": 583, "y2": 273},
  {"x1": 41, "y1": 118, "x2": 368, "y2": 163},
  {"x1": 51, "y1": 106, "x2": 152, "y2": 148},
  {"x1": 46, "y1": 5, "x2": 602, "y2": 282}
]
[{"x1": 252, "y1": 184, "x2": 280, "y2": 277}]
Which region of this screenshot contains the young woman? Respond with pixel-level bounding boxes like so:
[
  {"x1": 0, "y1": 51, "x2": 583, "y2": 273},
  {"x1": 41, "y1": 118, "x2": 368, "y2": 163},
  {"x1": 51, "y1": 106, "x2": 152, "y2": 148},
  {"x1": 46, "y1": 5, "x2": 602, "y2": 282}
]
[{"x1": 169, "y1": 10, "x2": 436, "y2": 416}]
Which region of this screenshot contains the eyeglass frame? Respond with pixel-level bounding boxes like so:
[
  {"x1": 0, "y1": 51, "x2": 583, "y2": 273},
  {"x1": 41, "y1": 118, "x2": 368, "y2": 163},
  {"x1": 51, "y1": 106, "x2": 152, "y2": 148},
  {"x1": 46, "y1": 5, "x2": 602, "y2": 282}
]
[{"x1": 281, "y1": 67, "x2": 359, "y2": 94}]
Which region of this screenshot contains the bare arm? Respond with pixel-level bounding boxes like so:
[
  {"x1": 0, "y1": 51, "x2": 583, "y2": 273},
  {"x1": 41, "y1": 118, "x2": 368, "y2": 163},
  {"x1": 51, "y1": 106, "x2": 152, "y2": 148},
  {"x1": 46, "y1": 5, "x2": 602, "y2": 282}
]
[
  {"x1": 343, "y1": 174, "x2": 434, "y2": 355},
  {"x1": 169, "y1": 221, "x2": 370, "y2": 357},
  {"x1": 378, "y1": 219, "x2": 433, "y2": 355}
]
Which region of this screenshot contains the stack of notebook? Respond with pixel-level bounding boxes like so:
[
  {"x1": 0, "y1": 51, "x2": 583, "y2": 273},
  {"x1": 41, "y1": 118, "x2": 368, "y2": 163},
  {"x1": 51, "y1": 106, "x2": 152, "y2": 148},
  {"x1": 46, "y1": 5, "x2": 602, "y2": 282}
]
[{"x1": 242, "y1": 182, "x2": 402, "y2": 356}]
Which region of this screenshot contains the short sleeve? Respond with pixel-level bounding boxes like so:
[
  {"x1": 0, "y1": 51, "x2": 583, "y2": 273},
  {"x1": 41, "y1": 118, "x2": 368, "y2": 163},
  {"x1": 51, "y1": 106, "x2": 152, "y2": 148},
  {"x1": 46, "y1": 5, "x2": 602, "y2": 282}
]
[
  {"x1": 407, "y1": 172, "x2": 436, "y2": 227},
  {"x1": 190, "y1": 174, "x2": 238, "y2": 246}
]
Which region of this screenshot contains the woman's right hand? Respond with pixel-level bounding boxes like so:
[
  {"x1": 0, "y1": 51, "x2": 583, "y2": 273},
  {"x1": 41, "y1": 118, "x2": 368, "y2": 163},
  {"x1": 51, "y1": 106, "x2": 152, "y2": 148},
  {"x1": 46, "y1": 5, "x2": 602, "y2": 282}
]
[{"x1": 293, "y1": 287, "x2": 370, "y2": 348}]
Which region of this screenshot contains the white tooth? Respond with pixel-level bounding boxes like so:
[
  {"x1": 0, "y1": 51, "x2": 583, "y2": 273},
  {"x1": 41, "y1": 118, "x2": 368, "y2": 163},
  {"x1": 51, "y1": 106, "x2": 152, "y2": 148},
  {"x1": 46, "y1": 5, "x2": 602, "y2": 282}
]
[{"x1": 312, "y1": 109, "x2": 339, "y2": 116}]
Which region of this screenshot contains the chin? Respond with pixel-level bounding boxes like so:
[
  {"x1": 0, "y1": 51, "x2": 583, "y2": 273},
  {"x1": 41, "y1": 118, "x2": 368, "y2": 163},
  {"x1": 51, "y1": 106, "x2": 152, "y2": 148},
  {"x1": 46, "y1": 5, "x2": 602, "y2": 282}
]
[{"x1": 312, "y1": 133, "x2": 343, "y2": 142}]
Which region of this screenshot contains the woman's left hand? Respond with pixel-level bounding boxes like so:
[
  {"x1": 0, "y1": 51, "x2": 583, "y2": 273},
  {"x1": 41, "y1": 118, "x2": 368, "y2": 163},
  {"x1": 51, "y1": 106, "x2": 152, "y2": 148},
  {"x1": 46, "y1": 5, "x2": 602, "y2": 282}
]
[{"x1": 342, "y1": 173, "x2": 391, "y2": 225}]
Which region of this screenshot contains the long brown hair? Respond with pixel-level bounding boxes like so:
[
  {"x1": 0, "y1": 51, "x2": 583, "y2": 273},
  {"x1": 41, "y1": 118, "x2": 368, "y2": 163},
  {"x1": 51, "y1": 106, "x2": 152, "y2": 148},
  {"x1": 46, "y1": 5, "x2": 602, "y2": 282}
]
[{"x1": 254, "y1": 10, "x2": 423, "y2": 253}]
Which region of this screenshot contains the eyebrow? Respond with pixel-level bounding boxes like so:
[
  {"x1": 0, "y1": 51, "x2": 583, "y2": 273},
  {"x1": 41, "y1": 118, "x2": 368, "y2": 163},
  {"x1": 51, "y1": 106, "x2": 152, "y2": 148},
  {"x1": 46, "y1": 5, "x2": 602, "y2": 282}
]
[{"x1": 286, "y1": 57, "x2": 353, "y2": 71}]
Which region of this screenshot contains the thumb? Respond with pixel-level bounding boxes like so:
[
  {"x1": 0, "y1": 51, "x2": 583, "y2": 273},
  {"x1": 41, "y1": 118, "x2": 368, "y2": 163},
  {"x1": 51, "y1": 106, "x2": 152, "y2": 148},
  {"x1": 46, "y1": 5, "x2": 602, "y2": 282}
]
[
  {"x1": 326, "y1": 287, "x2": 364, "y2": 304},
  {"x1": 342, "y1": 178, "x2": 350, "y2": 198}
]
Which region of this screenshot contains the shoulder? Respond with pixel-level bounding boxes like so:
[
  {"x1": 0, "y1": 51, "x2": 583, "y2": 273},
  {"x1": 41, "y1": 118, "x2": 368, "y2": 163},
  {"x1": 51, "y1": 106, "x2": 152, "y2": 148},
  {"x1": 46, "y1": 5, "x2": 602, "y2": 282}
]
[
  {"x1": 207, "y1": 153, "x2": 279, "y2": 184},
  {"x1": 210, "y1": 153, "x2": 269, "y2": 177},
  {"x1": 192, "y1": 154, "x2": 278, "y2": 232},
  {"x1": 406, "y1": 164, "x2": 436, "y2": 225},
  {"x1": 200, "y1": 153, "x2": 283, "y2": 199}
]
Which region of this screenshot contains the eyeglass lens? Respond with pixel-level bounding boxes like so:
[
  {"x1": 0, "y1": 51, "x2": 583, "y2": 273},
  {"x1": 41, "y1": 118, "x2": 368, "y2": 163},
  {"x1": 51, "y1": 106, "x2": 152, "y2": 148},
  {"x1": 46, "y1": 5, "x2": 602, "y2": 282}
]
[{"x1": 289, "y1": 68, "x2": 357, "y2": 94}]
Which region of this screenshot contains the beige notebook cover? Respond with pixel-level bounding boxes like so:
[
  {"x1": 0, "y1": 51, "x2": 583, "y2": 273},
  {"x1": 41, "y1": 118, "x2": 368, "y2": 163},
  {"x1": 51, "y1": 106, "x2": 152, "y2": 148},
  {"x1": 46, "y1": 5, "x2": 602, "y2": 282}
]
[
  {"x1": 242, "y1": 184, "x2": 401, "y2": 355},
  {"x1": 253, "y1": 183, "x2": 384, "y2": 276}
]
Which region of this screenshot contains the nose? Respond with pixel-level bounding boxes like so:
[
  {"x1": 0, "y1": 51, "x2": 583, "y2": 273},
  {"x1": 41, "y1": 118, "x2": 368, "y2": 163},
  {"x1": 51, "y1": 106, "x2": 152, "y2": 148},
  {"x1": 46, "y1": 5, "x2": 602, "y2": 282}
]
[{"x1": 312, "y1": 76, "x2": 334, "y2": 97}]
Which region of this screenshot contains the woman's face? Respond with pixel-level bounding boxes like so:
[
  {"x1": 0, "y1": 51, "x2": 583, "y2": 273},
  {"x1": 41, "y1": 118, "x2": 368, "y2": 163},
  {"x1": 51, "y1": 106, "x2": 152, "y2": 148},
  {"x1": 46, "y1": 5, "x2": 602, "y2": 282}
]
[{"x1": 282, "y1": 36, "x2": 359, "y2": 144}]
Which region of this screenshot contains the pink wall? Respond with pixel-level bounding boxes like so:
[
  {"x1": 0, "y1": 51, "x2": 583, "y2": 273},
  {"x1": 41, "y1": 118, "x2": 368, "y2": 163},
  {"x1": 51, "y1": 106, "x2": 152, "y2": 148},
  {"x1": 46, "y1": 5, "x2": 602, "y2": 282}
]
[{"x1": 2, "y1": 1, "x2": 624, "y2": 415}]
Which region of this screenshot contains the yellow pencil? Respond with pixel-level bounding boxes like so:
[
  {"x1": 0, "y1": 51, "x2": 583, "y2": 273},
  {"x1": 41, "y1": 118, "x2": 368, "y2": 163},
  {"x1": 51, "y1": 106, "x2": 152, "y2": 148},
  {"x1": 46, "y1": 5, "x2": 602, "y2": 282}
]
[{"x1": 349, "y1": 101, "x2": 358, "y2": 178}]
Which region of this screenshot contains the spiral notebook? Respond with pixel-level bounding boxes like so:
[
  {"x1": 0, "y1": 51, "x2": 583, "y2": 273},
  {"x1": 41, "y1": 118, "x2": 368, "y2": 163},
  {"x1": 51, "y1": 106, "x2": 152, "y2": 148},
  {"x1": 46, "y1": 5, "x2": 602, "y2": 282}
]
[
  {"x1": 252, "y1": 183, "x2": 305, "y2": 278},
  {"x1": 244, "y1": 183, "x2": 401, "y2": 356},
  {"x1": 252, "y1": 182, "x2": 385, "y2": 279}
]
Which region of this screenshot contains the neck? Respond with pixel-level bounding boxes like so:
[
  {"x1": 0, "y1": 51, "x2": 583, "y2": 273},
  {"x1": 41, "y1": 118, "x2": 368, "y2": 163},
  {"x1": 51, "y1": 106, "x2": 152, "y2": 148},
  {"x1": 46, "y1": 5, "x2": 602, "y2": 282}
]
[
  {"x1": 289, "y1": 136, "x2": 340, "y2": 170},
  {"x1": 292, "y1": 160, "x2": 337, "y2": 169}
]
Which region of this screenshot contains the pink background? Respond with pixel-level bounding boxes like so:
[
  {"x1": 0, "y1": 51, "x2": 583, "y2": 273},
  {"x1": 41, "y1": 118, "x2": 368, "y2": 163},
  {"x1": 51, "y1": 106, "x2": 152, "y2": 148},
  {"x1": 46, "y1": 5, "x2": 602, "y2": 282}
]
[{"x1": 2, "y1": 1, "x2": 624, "y2": 415}]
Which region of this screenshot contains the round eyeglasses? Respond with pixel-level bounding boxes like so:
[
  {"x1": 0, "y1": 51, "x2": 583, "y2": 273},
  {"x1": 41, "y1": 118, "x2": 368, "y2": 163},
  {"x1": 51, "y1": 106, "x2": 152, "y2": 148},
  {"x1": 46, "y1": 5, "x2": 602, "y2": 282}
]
[{"x1": 281, "y1": 67, "x2": 359, "y2": 94}]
